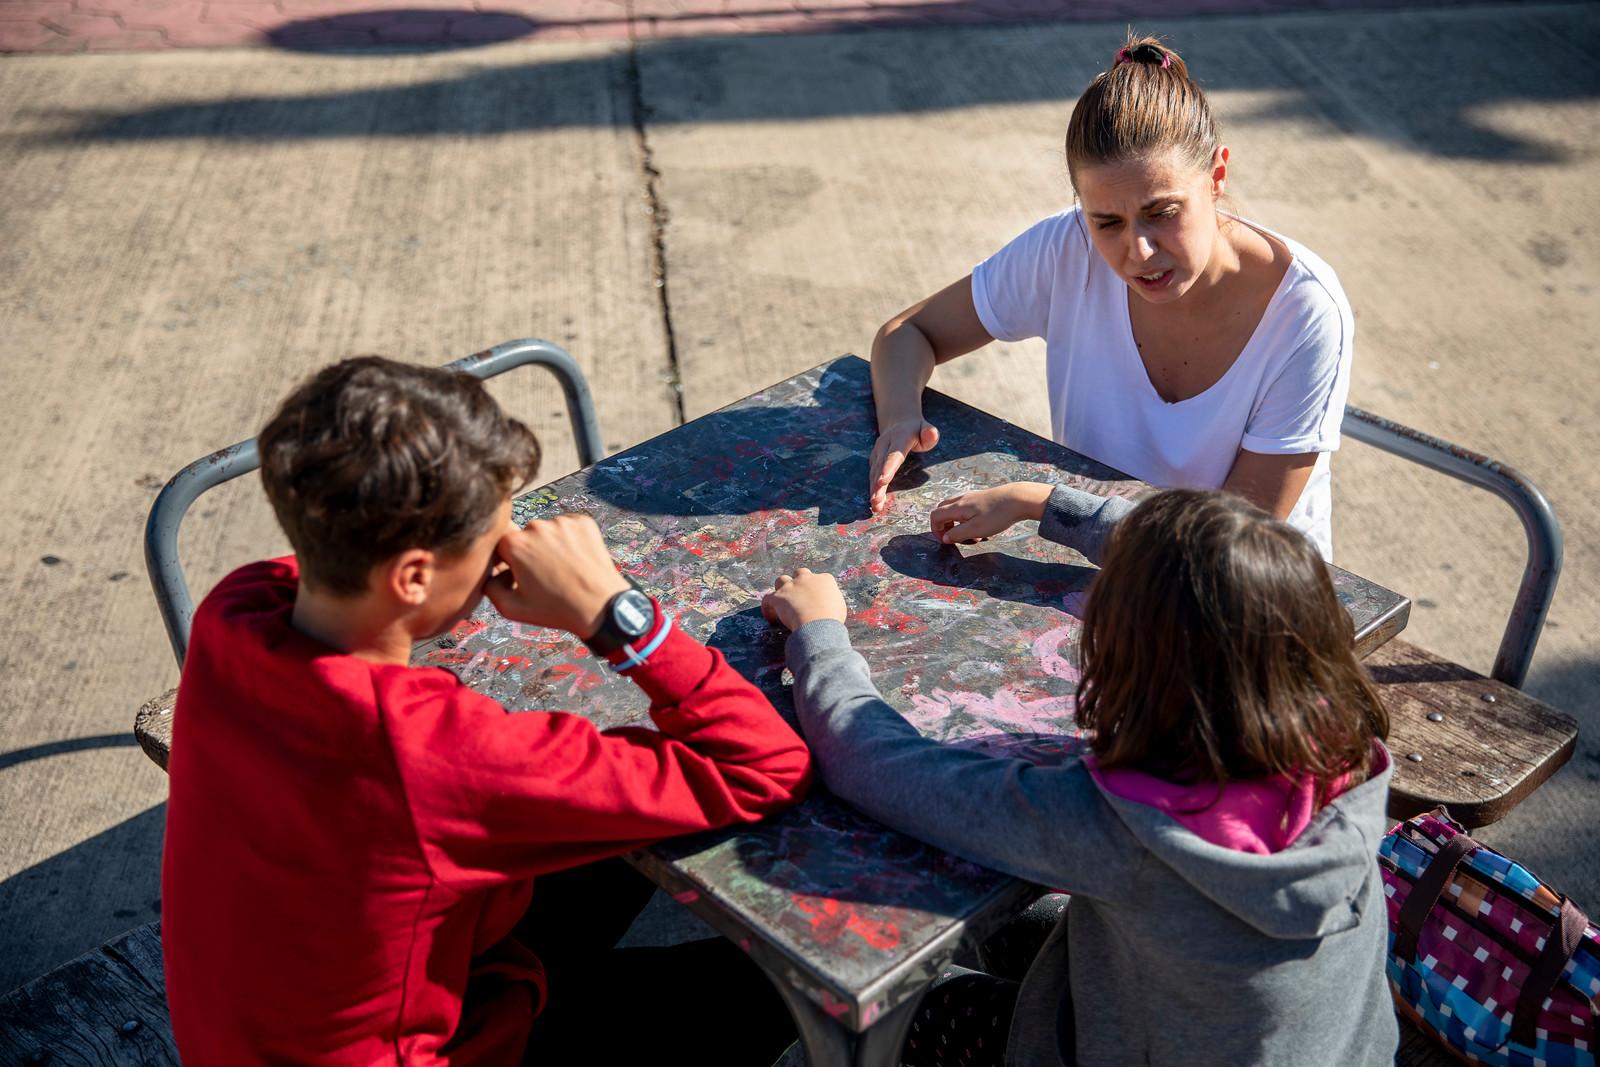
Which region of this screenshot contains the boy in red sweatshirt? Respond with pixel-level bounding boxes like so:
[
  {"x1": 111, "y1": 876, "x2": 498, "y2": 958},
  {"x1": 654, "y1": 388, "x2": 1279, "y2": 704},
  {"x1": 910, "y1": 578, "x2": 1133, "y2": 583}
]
[{"x1": 161, "y1": 357, "x2": 811, "y2": 1065}]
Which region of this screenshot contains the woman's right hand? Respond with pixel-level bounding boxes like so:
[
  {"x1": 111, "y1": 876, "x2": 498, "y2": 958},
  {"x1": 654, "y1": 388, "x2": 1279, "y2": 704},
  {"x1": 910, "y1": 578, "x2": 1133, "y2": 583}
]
[{"x1": 868, "y1": 417, "x2": 941, "y2": 515}]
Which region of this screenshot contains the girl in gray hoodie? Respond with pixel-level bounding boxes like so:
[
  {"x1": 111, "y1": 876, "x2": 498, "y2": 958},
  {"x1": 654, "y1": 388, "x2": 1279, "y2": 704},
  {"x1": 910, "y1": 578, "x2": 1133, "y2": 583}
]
[{"x1": 761, "y1": 487, "x2": 1397, "y2": 1066}]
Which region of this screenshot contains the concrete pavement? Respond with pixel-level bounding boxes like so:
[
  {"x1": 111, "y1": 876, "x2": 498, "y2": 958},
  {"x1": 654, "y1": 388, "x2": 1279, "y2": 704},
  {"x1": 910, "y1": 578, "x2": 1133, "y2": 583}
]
[
  {"x1": 2, "y1": 2, "x2": 1597, "y2": 997},
  {"x1": 0, "y1": 0, "x2": 1545, "y2": 55}
]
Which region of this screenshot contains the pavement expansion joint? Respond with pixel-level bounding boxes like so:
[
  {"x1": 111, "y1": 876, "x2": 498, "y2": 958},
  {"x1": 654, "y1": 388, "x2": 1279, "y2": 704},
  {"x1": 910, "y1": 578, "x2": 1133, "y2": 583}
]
[{"x1": 626, "y1": 0, "x2": 687, "y2": 427}]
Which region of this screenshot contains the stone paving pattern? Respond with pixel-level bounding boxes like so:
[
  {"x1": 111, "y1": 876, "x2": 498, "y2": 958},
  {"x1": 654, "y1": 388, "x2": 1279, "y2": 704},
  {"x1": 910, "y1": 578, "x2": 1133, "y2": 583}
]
[{"x1": 0, "y1": 0, "x2": 1560, "y2": 54}]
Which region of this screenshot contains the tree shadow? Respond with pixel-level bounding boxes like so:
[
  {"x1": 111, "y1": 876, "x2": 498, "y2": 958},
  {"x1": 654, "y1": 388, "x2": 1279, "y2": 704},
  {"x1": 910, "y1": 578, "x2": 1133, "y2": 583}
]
[{"x1": 24, "y1": 7, "x2": 1594, "y2": 164}]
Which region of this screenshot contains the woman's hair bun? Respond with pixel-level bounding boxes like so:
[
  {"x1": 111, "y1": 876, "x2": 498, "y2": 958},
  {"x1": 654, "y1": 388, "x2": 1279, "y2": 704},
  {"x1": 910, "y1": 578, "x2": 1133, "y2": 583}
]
[{"x1": 1112, "y1": 35, "x2": 1189, "y2": 80}]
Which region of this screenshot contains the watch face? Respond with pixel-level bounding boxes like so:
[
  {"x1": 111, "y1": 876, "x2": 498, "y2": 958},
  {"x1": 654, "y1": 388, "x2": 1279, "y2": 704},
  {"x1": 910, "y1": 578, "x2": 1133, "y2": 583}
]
[{"x1": 613, "y1": 590, "x2": 653, "y2": 638}]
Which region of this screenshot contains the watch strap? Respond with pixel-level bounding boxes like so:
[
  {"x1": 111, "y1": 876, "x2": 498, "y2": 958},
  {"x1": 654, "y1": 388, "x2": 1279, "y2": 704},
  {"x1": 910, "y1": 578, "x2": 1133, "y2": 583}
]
[{"x1": 606, "y1": 607, "x2": 674, "y2": 673}]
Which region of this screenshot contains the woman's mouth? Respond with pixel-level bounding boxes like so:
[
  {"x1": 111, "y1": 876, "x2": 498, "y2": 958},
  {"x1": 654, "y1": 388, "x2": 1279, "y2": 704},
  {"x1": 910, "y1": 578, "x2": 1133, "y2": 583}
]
[{"x1": 1131, "y1": 269, "x2": 1173, "y2": 291}]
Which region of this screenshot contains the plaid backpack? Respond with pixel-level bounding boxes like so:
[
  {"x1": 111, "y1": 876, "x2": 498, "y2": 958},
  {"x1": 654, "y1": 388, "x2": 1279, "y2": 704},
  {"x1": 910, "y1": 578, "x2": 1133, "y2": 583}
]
[{"x1": 1380, "y1": 808, "x2": 1600, "y2": 1066}]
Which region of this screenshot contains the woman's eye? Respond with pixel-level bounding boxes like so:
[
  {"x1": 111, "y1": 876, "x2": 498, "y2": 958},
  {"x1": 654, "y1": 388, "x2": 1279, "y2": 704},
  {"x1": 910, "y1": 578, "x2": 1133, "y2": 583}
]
[
  {"x1": 1095, "y1": 219, "x2": 1123, "y2": 231},
  {"x1": 1152, "y1": 207, "x2": 1179, "y2": 221}
]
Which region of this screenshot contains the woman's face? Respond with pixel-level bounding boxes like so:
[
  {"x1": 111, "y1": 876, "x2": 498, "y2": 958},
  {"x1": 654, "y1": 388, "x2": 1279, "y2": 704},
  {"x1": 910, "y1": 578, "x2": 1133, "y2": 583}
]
[{"x1": 1075, "y1": 146, "x2": 1226, "y2": 305}]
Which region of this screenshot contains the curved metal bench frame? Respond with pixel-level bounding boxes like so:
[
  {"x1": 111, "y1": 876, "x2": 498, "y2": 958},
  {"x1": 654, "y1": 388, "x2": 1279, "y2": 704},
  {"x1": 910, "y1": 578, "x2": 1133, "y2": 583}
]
[
  {"x1": 1341, "y1": 407, "x2": 1562, "y2": 689},
  {"x1": 143, "y1": 339, "x2": 602, "y2": 668}
]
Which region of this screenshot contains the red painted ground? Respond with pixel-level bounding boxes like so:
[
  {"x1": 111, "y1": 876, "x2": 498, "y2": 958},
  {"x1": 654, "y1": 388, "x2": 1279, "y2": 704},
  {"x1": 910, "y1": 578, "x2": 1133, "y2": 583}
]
[{"x1": 0, "y1": 0, "x2": 1505, "y2": 56}]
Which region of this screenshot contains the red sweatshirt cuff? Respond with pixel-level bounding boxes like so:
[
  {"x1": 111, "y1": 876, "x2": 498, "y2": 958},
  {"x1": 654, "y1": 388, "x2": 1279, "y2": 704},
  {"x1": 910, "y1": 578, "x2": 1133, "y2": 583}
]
[{"x1": 602, "y1": 600, "x2": 711, "y2": 706}]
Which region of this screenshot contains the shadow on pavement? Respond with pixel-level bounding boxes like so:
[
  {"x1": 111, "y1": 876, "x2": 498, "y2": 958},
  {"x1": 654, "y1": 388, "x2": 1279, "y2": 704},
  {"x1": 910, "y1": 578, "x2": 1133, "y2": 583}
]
[
  {"x1": 0, "y1": 734, "x2": 141, "y2": 773},
  {"x1": 27, "y1": 7, "x2": 1596, "y2": 164},
  {"x1": 0, "y1": 804, "x2": 165, "y2": 994},
  {"x1": 268, "y1": 10, "x2": 542, "y2": 52}
]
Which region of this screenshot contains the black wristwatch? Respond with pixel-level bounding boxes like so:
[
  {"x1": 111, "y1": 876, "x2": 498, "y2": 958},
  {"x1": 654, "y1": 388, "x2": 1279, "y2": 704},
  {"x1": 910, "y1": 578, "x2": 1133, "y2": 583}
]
[{"x1": 583, "y1": 579, "x2": 656, "y2": 658}]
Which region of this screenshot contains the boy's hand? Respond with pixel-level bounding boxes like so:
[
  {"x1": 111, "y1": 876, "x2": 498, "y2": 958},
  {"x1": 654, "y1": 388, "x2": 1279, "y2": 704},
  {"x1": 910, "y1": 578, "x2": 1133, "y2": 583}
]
[
  {"x1": 930, "y1": 482, "x2": 1052, "y2": 544},
  {"x1": 486, "y1": 514, "x2": 631, "y2": 639},
  {"x1": 868, "y1": 417, "x2": 940, "y2": 515},
  {"x1": 761, "y1": 568, "x2": 847, "y2": 631}
]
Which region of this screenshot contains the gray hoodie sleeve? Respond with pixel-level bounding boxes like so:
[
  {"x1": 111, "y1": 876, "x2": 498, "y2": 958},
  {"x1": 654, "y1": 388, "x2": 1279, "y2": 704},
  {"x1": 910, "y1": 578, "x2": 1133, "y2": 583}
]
[
  {"x1": 1036, "y1": 484, "x2": 1136, "y2": 566},
  {"x1": 784, "y1": 620, "x2": 1139, "y2": 895}
]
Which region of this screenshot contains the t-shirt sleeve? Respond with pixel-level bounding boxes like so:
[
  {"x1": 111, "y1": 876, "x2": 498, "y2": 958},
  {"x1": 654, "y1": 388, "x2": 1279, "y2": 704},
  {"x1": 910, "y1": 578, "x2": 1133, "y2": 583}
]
[
  {"x1": 1241, "y1": 288, "x2": 1354, "y2": 456},
  {"x1": 970, "y1": 211, "x2": 1078, "y2": 344}
]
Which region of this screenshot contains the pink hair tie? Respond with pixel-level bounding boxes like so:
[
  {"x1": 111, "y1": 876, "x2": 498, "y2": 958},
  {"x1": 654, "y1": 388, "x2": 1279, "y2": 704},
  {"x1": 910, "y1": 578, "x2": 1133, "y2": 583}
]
[{"x1": 1113, "y1": 47, "x2": 1173, "y2": 69}]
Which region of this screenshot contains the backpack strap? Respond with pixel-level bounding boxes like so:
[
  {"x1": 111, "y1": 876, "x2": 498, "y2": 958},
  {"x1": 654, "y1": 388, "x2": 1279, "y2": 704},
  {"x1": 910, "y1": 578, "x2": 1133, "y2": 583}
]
[
  {"x1": 1510, "y1": 897, "x2": 1591, "y2": 1047},
  {"x1": 1395, "y1": 831, "x2": 1477, "y2": 963}
]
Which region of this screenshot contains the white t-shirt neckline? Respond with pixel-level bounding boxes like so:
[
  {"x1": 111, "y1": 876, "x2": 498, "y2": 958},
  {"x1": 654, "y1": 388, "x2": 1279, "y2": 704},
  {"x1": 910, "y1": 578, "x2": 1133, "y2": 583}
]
[{"x1": 1116, "y1": 248, "x2": 1298, "y2": 410}]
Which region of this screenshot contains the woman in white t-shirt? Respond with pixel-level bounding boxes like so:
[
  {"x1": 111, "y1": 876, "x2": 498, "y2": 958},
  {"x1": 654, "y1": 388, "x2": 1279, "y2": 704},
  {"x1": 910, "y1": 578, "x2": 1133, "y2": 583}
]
[{"x1": 867, "y1": 36, "x2": 1354, "y2": 559}]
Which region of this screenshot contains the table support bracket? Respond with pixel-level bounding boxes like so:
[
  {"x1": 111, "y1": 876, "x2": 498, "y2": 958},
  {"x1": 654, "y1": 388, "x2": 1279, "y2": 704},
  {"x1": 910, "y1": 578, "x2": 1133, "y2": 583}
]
[{"x1": 761, "y1": 969, "x2": 928, "y2": 1067}]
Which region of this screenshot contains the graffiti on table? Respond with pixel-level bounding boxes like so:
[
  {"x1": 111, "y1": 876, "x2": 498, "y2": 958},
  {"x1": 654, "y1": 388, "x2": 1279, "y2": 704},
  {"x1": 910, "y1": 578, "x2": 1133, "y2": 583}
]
[{"x1": 414, "y1": 355, "x2": 1407, "y2": 1014}]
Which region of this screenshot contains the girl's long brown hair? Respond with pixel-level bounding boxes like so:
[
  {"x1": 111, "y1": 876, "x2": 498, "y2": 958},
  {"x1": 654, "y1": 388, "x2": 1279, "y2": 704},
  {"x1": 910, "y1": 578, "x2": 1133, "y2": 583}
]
[{"x1": 1076, "y1": 490, "x2": 1389, "y2": 800}]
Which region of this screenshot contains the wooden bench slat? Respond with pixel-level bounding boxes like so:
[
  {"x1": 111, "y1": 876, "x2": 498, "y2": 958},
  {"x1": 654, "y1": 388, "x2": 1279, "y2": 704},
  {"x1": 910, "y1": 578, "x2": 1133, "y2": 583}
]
[
  {"x1": 1370, "y1": 639, "x2": 1578, "y2": 827},
  {"x1": 0, "y1": 923, "x2": 176, "y2": 1067}
]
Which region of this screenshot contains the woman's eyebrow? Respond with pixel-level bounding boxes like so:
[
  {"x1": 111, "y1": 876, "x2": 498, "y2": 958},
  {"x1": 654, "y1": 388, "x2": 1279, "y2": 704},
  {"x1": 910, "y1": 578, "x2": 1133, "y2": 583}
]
[{"x1": 1087, "y1": 194, "x2": 1185, "y2": 220}]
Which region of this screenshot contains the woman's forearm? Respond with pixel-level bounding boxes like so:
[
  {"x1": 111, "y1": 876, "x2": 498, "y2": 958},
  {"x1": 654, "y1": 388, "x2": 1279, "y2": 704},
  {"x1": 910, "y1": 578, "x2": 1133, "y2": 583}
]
[{"x1": 870, "y1": 319, "x2": 937, "y2": 430}]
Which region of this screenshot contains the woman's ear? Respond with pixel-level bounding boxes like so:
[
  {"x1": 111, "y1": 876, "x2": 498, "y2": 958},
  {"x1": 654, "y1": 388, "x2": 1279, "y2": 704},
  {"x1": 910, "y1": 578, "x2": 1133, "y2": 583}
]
[
  {"x1": 1210, "y1": 145, "x2": 1230, "y2": 199},
  {"x1": 385, "y1": 549, "x2": 435, "y2": 607}
]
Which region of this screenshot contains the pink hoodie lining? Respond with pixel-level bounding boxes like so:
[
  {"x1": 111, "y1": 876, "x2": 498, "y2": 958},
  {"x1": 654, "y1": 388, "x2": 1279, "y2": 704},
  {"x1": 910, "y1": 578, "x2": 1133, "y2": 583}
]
[{"x1": 1084, "y1": 744, "x2": 1390, "y2": 855}]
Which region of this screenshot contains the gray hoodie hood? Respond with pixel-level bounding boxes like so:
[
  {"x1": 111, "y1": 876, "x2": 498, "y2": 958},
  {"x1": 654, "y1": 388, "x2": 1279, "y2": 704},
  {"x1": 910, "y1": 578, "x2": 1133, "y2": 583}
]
[{"x1": 1091, "y1": 756, "x2": 1394, "y2": 940}]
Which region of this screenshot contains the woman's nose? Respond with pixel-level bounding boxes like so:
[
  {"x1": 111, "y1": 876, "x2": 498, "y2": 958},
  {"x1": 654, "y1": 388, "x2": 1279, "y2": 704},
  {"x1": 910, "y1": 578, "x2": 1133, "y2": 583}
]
[{"x1": 1131, "y1": 233, "x2": 1158, "y2": 261}]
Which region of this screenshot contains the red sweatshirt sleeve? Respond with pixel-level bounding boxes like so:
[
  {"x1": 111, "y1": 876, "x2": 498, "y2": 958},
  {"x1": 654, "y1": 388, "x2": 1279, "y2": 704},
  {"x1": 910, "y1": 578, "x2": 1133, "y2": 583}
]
[{"x1": 383, "y1": 620, "x2": 811, "y2": 890}]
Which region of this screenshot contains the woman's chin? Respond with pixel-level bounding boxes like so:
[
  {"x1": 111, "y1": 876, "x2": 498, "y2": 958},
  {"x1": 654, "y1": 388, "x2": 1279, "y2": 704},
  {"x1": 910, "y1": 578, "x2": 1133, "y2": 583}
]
[{"x1": 1127, "y1": 275, "x2": 1189, "y2": 304}]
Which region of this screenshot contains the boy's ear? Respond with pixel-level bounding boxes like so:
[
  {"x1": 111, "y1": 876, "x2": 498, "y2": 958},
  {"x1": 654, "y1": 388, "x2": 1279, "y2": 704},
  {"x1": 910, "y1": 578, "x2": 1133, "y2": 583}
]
[{"x1": 383, "y1": 549, "x2": 435, "y2": 607}]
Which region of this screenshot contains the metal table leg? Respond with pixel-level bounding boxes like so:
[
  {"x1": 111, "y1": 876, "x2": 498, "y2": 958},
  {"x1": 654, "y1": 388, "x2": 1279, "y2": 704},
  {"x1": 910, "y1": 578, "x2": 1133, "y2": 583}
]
[{"x1": 760, "y1": 967, "x2": 927, "y2": 1067}]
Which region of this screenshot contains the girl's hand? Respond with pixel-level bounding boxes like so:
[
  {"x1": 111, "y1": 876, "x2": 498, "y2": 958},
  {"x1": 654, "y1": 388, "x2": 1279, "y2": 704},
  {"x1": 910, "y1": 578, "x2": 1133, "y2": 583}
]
[
  {"x1": 761, "y1": 568, "x2": 847, "y2": 631},
  {"x1": 930, "y1": 483, "x2": 1052, "y2": 544},
  {"x1": 869, "y1": 418, "x2": 941, "y2": 514}
]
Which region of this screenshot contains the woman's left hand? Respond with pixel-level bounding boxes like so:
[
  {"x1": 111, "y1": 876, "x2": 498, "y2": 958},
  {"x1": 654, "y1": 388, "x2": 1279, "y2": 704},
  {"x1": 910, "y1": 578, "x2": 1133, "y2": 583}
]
[{"x1": 930, "y1": 483, "x2": 1053, "y2": 544}]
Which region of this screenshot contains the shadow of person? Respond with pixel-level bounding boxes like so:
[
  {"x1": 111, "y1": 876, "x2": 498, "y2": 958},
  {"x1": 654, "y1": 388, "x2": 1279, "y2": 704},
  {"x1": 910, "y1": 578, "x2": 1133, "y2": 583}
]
[
  {"x1": 878, "y1": 533, "x2": 1096, "y2": 613},
  {"x1": 702, "y1": 604, "x2": 794, "y2": 713}
]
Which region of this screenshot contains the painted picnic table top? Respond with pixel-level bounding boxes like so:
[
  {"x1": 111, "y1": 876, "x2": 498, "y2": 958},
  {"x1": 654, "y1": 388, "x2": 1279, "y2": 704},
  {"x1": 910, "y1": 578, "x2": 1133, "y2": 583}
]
[{"x1": 415, "y1": 355, "x2": 1411, "y2": 1031}]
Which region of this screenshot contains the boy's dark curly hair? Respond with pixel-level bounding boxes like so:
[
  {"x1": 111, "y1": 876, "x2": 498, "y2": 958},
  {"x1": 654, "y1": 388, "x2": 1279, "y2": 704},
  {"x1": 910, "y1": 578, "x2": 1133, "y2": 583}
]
[{"x1": 258, "y1": 357, "x2": 541, "y2": 595}]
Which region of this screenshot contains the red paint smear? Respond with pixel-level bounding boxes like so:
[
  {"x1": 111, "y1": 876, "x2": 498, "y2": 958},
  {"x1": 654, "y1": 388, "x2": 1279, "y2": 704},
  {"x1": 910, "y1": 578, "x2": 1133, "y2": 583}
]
[
  {"x1": 427, "y1": 649, "x2": 557, "y2": 676},
  {"x1": 818, "y1": 991, "x2": 851, "y2": 1019},
  {"x1": 793, "y1": 895, "x2": 901, "y2": 951},
  {"x1": 672, "y1": 889, "x2": 700, "y2": 904},
  {"x1": 855, "y1": 604, "x2": 928, "y2": 635},
  {"x1": 545, "y1": 663, "x2": 603, "y2": 695},
  {"x1": 450, "y1": 618, "x2": 488, "y2": 641}
]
